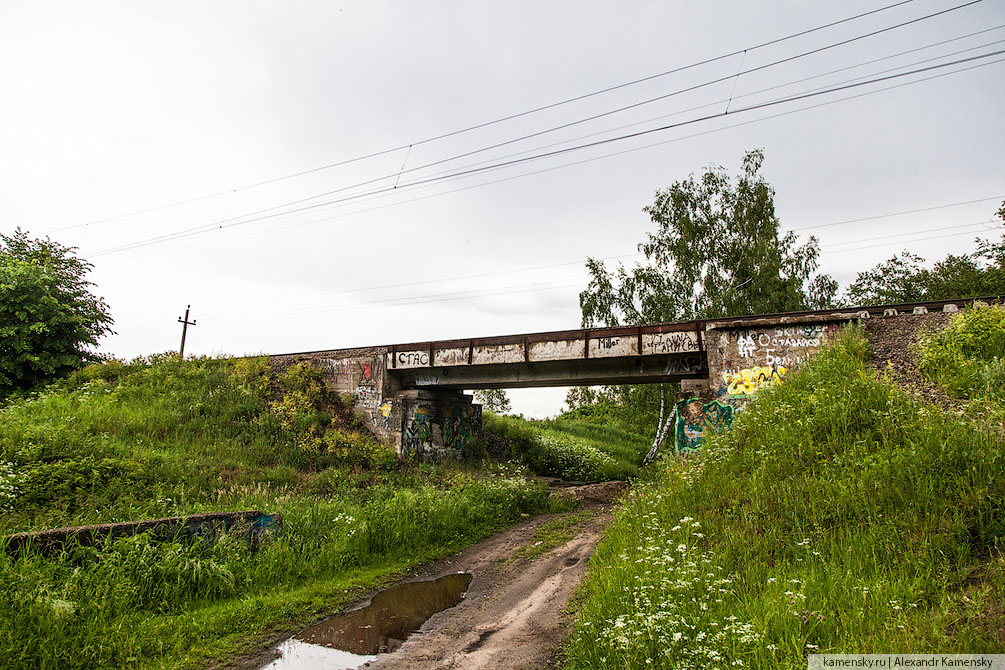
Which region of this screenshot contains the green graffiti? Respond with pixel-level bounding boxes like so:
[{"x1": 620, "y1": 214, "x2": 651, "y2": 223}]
[
  {"x1": 674, "y1": 398, "x2": 735, "y2": 453},
  {"x1": 442, "y1": 405, "x2": 481, "y2": 449}
]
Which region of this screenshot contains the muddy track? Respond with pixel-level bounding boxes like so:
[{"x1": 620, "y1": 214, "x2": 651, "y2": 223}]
[
  {"x1": 238, "y1": 480, "x2": 624, "y2": 670},
  {"x1": 363, "y1": 480, "x2": 624, "y2": 670}
]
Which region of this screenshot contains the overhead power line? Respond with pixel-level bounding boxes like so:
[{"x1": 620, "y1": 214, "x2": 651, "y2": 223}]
[
  {"x1": 830, "y1": 227, "x2": 1002, "y2": 254},
  {"x1": 187, "y1": 213, "x2": 1004, "y2": 326},
  {"x1": 49, "y1": 0, "x2": 921, "y2": 234},
  {"x1": 792, "y1": 196, "x2": 1005, "y2": 231},
  {"x1": 823, "y1": 218, "x2": 999, "y2": 247},
  {"x1": 202, "y1": 0, "x2": 983, "y2": 233},
  {"x1": 89, "y1": 47, "x2": 1005, "y2": 257}
]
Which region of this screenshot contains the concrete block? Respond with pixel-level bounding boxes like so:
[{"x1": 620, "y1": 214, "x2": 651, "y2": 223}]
[
  {"x1": 3, "y1": 511, "x2": 283, "y2": 557},
  {"x1": 681, "y1": 378, "x2": 709, "y2": 395},
  {"x1": 857, "y1": 311, "x2": 870, "y2": 319},
  {"x1": 883, "y1": 308, "x2": 899, "y2": 317},
  {"x1": 913, "y1": 306, "x2": 928, "y2": 315},
  {"x1": 943, "y1": 303, "x2": 959, "y2": 313}
]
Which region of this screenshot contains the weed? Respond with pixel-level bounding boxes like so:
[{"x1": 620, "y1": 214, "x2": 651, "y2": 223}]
[{"x1": 564, "y1": 327, "x2": 1005, "y2": 668}]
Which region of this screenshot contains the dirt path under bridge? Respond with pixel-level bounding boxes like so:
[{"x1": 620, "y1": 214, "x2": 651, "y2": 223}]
[
  {"x1": 229, "y1": 479, "x2": 625, "y2": 670},
  {"x1": 361, "y1": 479, "x2": 624, "y2": 670}
]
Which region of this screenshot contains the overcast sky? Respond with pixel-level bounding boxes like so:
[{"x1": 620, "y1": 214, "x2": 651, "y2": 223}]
[{"x1": 2, "y1": 0, "x2": 1003, "y2": 416}]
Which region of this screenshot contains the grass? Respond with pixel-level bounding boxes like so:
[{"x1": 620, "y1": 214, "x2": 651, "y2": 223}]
[
  {"x1": 563, "y1": 324, "x2": 1005, "y2": 669},
  {"x1": 0, "y1": 354, "x2": 568, "y2": 669},
  {"x1": 917, "y1": 303, "x2": 1005, "y2": 431},
  {"x1": 484, "y1": 413, "x2": 648, "y2": 482},
  {"x1": 505, "y1": 510, "x2": 597, "y2": 565}
]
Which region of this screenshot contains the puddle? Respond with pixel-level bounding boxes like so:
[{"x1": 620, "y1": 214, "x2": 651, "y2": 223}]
[{"x1": 260, "y1": 573, "x2": 473, "y2": 670}]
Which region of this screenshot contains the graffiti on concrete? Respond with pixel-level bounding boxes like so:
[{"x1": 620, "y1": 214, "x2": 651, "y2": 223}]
[
  {"x1": 397, "y1": 351, "x2": 430, "y2": 367},
  {"x1": 377, "y1": 400, "x2": 394, "y2": 431},
  {"x1": 414, "y1": 375, "x2": 439, "y2": 386},
  {"x1": 651, "y1": 331, "x2": 699, "y2": 354},
  {"x1": 318, "y1": 355, "x2": 383, "y2": 388},
  {"x1": 443, "y1": 404, "x2": 481, "y2": 450},
  {"x1": 355, "y1": 383, "x2": 380, "y2": 410},
  {"x1": 719, "y1": 365, "x2": 787, "y2": 398},
  {"x1": 597, "y1": 336, "x2": 620, "y2": 350},
  {"x1": 403, "y1": 406, "x2": 434, "y2": 457},
  {"x1": 674, "y1": 398, "x2": 735, "y2": 453},
  {"x1": 318, "y1": 358, "x2": 353, "y2": 383},
  {"x1": 664, "y1": 354, "x2": 706, "y2": 376},
  {"x1": 728, "y1": 324, "x2": 837, "y2": 367}
]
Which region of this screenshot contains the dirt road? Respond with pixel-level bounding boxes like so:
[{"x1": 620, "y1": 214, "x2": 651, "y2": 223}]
[{"x1": 357, "y1": 480, "x2": 622, "y2": 670}]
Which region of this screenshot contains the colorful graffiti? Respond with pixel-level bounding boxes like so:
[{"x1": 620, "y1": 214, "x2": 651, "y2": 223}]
[
  {"x1": 377, "y1": 400, "x2": 394, "y2": 431},
  {"x1": 719, "y1": 365, "x2": 787, "y2": 398},
  {"x1": 318, "y1": 355, "x2": 382, "y2": 387},
  {"x1": 443, "y1": 405, "x2": 481, "y2": 450},
  {"x1": 674, "y1": 398, "x2": 735, "y2": 453},
  {"x1": 403, "y1": 406, "x2": 434, "y2": 457}
]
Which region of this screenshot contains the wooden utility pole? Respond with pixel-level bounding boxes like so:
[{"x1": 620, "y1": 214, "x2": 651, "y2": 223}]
[{"x1": 177, "y1": 305, "x2": 196, "y2": 357}]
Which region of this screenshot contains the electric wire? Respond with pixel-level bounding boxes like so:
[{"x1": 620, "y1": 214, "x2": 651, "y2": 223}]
[
  {"x1": 195, "y1": 0, "x2": 983, "y2": 232},
  {"x1": 88, "y1": 47, "x2": 1005, "y2": 257},
  {"x1": 346, "y1": 30, "x2": 1005, "y2": 211},
  {"x1": 823, "y1": 219, "x2": 999, "y2": 247},
  {"x1": 48, "y1": 0, "x2": 920, "y2": 233}
]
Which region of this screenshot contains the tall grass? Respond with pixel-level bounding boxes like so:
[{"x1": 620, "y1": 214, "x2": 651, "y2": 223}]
[
  {"x1": 0, "y1": 355, "x2": 563, "y2": 669},
  {"x1": 564, "y1": 327, "x2": 1005, "y2": 668},
  {"x1": 917, "y1": 303, "x2": 1005, "y2": 403},
  {"x1": 0, "y1": 356, "x2": 393, "y2": 531},
  {"x1": 484, "y1": 413, "x2": 646, "y2": 481},
  {"x1": 1, "y1": 473, "x2": 553, "y2": 670}
]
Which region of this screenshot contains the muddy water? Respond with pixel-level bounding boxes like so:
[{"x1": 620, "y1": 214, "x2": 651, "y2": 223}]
[{"x1": 261, "y1": 573, "x2": 473, "y2": 670}]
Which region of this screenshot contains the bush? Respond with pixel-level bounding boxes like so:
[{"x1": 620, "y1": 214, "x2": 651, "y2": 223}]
[{"x1": 917, "y1": 303, "x2": 1005, "y2": 399}]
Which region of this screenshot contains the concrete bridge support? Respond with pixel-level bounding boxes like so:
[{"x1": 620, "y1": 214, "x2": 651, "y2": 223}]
[
  {"x1": 394, "y1": 389, "x2": 482, "y2": 460},
  {"x1": 270, "y1": 346, "x2": 484, "y2": 459}
]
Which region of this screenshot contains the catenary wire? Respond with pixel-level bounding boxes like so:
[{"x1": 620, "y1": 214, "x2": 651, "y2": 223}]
[
  {"x1": 48, "y1": 0, "x2": 920, "y2": 234},
  {"x1": 88, "y1": 48, "x2": 1005, "y2": 257},
  {"x1": 195, "y1": 0, "x2": 983, "y2": 232}
]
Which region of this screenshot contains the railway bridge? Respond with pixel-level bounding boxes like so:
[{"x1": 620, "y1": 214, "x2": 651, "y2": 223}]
[{"x1": 270, "y1": 298, "x2": 987, "y2": 458}]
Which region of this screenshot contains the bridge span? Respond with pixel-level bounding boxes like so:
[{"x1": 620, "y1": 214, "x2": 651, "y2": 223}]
[{"x1": 270, "y1": 297, "x2": 988, "y2": 458}]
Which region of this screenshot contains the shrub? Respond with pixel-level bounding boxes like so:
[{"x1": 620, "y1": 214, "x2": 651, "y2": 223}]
[{"x1": 917, "y1": 303, "x2": 1005, "y2": 399}]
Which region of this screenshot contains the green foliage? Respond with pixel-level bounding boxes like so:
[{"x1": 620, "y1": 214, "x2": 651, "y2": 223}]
[
  {"x1": 579, "y1": 149, "x2": 836, "y2": 328},
  {"x1": 0, "y1": 229, "x2": 114, "y2": 399},
  {"x1": 0, "y1": 356, "x2": 401, "y2": 530},
  {"x1": 564, "y1": 328, "x2": 1005, "y2": 668},
  {"x1": 0, "y1": 354, "x2": 573, "y2": 669},
  {"x1": 574, "y1": 150, "x2": 835, "y2": 435},
  {"x1": 563, "y1": 383, "x2": 672, "y2": 437},
  {"x1": 846, "y1": 205, "x2": 1005, "y2": 305},
  {"x1": 484, "y1": 413, "x2": 645, "y2": 481},
  {"x1": 0, "y1": 472, "x2": 554, "y2": 670},
  {"x1": 917, "y1": 303, "x2": 1005, "y2": 400},
  {"x1": 474, "y1": 388, "x2": 512, "y2": 414}
]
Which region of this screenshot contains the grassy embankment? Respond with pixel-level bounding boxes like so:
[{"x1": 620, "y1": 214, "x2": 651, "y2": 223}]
[
  {"x1": 564, "y1": 307, "x2": 1005, "y2": 669},
  {"x1": 484, "y1": 412, "x2": 648, "y2": 482},
  {"x1": 0, "y1": 355, "x2": 584, "y2": 670}
]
